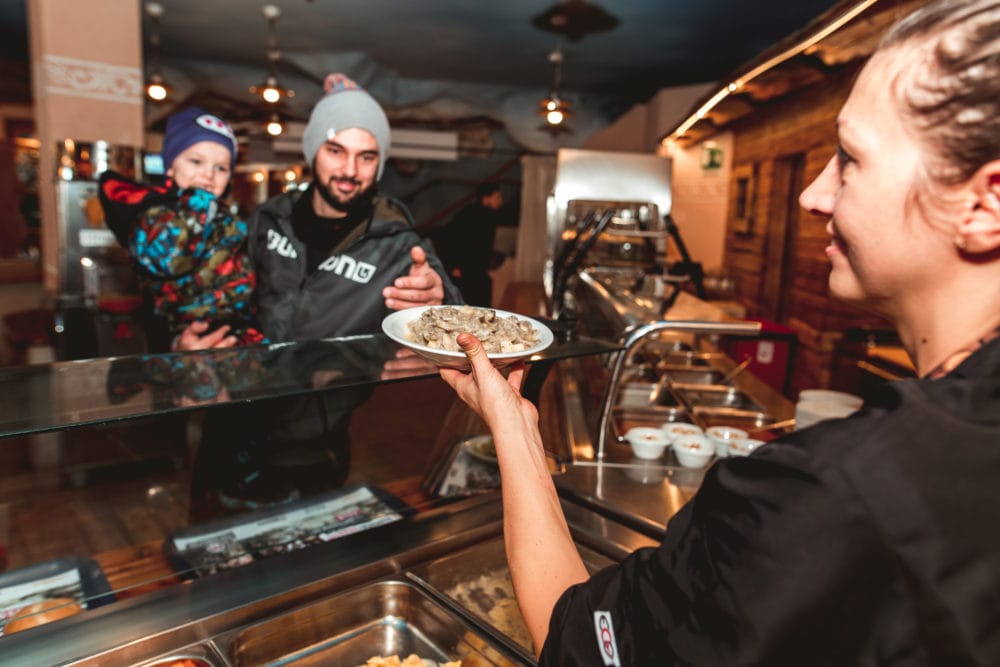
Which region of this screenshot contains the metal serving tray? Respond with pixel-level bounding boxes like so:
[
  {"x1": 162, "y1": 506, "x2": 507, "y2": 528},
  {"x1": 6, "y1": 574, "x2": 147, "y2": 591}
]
[
  {"x1": 661, "y1": 368, "x2": 729, "y2": 386},
  {"x1": 408, "y1": 537, "x2": 614, "y2": 660},
  {"x1": 221, "y1": 577, "x2": 522, "y2": 667},
  {"x1": 133, "y1": 643, "x2": 226, "y2": 667},
  {"x1": 616, "y1": 382, "x2": 681, "y2": 408},
  {"x1": 657, "y1": 351, "x2": 715, "y2": 368},
  {"x1": 676, "y1": 386, "x2": 762, "y2": 411},
  {"x1": 694, "y1": 407, "x2": 775, "y2": 433}
]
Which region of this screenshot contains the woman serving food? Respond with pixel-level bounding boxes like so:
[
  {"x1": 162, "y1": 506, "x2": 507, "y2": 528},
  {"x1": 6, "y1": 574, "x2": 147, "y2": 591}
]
[{"x1": 440, "y1": 0, "x2": 1000, "y2": 663}]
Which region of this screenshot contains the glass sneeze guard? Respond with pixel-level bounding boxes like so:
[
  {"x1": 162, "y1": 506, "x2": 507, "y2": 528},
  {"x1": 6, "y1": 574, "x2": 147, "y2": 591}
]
[{"x1": 0, "y1": 332, "x2": 621, "y2": 439}]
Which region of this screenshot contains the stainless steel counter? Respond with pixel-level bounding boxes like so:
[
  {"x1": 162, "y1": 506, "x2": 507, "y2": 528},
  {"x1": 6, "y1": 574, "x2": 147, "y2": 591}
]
[
  {"x1": 0, "y1": 493, "x2": 655, "y2": 666},
  {"x1": 553, "y1": 273, "x2": 796, "y2": 538}
]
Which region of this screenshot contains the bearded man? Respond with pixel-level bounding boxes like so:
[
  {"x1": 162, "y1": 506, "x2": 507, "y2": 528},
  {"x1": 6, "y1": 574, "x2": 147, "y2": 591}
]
[{"x1": 179, "y1": 73, "x2": 461, "y2": 349}]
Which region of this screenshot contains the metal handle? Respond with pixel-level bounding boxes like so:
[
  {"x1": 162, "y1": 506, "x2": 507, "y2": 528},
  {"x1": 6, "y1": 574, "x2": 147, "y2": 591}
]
[{"x1": 595, "y1": 319, "x2": 762, "y2": 459}]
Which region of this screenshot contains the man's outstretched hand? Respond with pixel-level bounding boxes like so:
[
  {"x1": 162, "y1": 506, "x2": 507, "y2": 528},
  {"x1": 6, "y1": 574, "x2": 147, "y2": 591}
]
[{"x1": 383, "y1": 246, "x2": 445, "y2": 310}]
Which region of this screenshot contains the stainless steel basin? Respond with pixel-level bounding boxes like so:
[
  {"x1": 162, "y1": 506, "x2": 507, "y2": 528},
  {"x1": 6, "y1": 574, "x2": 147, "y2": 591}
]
[
  {"x1": 133, "y1": 646, "x2": 225, "y2": 667},
  {"x1": 641, "y1": 338, "x2": 692, "y2": 355},
  {"x1": 658, "y1": 351, "x2": 715, "y2": 368},
  {"x1": 224, "y1": 578, "x2": 517, "y2": 666},
  {"x1": 694, "y1": 407, "x2": 774, "y2": 432},
  {"x1": 629, "y1": 338, "x2": 693, "y2": 367},
  {"x1": 617, "y1": 382, "x2": 680, "y2": 408},
  {"x1": 662, "y1": 368, "x2": 729, "y2": 385},
  {"x1": 620, "y1": 365, "x2": 660, "y2": 384},
  {"x1": 409, "y1": 537, "x2": 612, "y2": 658},
  {"x1": 677, "y1": 387, "x2": 762, "y2": 411}
]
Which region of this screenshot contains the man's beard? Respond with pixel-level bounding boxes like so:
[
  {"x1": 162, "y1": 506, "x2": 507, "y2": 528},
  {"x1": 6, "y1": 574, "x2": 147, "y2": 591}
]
[{"x1": 314, "y1": 175, "x2": 378, "y2": 217}]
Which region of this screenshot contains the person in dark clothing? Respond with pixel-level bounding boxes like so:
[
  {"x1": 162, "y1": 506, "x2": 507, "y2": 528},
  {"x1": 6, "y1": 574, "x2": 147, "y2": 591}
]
[
  {"x1": 433, "y1": 182, "x2": 505, "y2": 307},
  {"x1": 177, "y1": 73, "x2": 460, "y2": 350},
  {"x1": 176, "y1": 74, "x2": 461, "y2": 514},
  {"x1": 99, "y1": 107, "x2": 266, "y2": 350},
  {"x1": 439, "y1": 0, "x2": 1000, "y2": 663}
]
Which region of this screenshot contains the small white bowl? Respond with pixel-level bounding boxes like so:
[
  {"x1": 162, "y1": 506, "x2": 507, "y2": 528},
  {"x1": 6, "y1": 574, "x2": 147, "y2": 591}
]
[
  {"x1": 672, "y1": 435, "x2": 714, "y2": 469},
  {"x1": 625, "y1": 427, "x2": 669, "y2": 460},
  {"x1": 705, "y1": 426, "x2": 748, "y2": 458},
  {"x1": 727, "y1": 437, "x2": 765, "y2": 457},
  {"x1": 660, "y1": 422, "x2": 704, "y2": 443}
]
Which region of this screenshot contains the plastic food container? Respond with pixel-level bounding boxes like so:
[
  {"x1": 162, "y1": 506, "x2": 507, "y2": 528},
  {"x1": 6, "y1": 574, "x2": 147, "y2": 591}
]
[
  {"x1": 625, "y1": 427, "x2": 669, "y2": 460},
  {"x1": 705, "y1": 426, "x2": 748, "y2": 458},
  {"x1": 672, "y1": 435, "x2": 714, "y2": 469},
  {"x1": 727, "y1": 437, "x2": 765, "y2": 457},
  {"x1": 660, "y1": 422, "x2": 704, "y2": 444}
]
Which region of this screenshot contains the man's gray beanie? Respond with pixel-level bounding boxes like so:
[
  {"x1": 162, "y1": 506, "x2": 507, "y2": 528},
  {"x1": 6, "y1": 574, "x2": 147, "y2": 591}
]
[{"x1": 302, "y1": 74, "x2": 391, "y2": 180}]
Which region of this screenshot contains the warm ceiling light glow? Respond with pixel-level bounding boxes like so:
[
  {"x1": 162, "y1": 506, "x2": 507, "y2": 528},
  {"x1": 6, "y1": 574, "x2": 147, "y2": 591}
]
[
  {"x1": 284, "y1": 169, "x2": 297, "y2": 181},
  {"x1": 537, "y1": 46, "x2": 573, "y2": 133},
  {"x1": 146, "y1": 80, "x2": 168, "y2": 101},
  {"x1": 663, "y1": 0, "x2": 879, "y2": 143},
  {"x1": 145, "y1": 4, "x2": 170, "y2": 102},
  {"x1": 252, "y1": 171, "x2": 266, "y2": 183},
  {"x1": 266, "y1": 117, "x2": 284, "y2": 136},
  {"x1": 251, "y1": 5, "x2": 294, "y2": 104}
]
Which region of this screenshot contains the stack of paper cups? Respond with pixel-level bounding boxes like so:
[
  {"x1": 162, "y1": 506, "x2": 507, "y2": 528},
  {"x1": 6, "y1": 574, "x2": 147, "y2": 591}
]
[{"x1": 794, "y1": 389, "x2": 863, "y2": 430}]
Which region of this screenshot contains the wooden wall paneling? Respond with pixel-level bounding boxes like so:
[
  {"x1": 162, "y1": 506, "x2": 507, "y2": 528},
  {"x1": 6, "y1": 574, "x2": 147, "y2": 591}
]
[
  {"x1": 727, "y1": 162, "x2": 758, "y2": 238},
  {"x1": 722, "y1": 65, "x2": 867, "y2": 390},
  {"x1": 726, "y1": 249, "x2": 763, "y2": 312},
  {"x1": 791, "y1": 344, "x2": 834, "y2": 394},
  {"x1": 761, "y1": 154, "x2": 806, "y2": 322}
]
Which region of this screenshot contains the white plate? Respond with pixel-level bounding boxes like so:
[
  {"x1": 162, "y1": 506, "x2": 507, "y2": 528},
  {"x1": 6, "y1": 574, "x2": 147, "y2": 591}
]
[
  {"x1": 381, "y1": 306, "x2": 554, "y2": 370},
  {"x1": 462, "y1": 434, "x2": 498, "y2": 464}
]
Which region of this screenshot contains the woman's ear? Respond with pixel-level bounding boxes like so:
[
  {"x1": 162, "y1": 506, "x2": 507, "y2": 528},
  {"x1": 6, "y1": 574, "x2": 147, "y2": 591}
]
[{"x1": 956, "y1": 159, "x2": 1000, "y2": 254}]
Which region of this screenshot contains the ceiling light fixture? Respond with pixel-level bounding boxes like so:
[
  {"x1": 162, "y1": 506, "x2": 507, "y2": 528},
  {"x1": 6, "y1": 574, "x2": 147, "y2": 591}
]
[
  {"x1": 539, "y1": 47, "x2": 572, "y2": 134},
  {"x1": 532, "y1": 0, "x2": 619, "y2": 42},
  {"x1": 266, "y1": 113, "x2": 284, "y2": 137},
  {"x1": 250, "y1": 5, "x2": 294, "y2": 104},
  {"x1": 144, "y1": 3, "x2": 170, "y2": 102}
]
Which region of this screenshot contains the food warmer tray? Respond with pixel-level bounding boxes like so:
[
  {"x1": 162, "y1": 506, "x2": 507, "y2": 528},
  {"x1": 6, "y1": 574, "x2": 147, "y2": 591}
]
[
  {"x1": 211, "y1": 575, "x2": 526, "y2": 666},
  {"x1": 408, "y1": 536, "x2": 614, "y2": 662}
]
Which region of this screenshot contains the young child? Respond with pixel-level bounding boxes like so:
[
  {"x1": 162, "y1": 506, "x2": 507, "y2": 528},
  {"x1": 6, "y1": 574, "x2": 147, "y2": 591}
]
[{"x1": 100, "y1": 107, "x2": 266, "y2": 351}]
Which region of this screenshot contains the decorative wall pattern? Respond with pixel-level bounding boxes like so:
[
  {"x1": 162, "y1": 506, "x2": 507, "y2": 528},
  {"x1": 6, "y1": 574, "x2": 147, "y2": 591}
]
[{"x1": 42, "y1": 55, "x2": 141, "y2": 105}]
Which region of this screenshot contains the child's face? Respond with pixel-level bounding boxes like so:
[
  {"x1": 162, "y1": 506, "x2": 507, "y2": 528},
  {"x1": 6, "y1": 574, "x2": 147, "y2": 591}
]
[{"x1": 167, "y1": 141, "x2": 232, "y2": 197}]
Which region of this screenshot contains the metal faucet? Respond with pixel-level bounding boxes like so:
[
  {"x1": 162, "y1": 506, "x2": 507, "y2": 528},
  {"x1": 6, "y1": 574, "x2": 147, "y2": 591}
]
[{"x1": 595, "y1": 319, "x2": 762, "y2": 459}]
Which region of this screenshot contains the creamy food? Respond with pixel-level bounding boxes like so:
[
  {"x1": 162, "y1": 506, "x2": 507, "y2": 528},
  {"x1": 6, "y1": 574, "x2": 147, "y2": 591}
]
[
  {"x1": 405, "y1": 306, "x2": 540, "y2": 353},
  {"x1": 358, "y1": 655, "x2": 460, "y2": 667},
  {"x1": 446, "y1": 571, "x2": 533, "y2": 652}
]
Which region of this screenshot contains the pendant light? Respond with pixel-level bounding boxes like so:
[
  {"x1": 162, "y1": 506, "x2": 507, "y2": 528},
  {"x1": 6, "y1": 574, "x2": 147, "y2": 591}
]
[
  {"x1": 266, "y1": 113, "x2": 284, "y2": 137},
  {"x1": 539, "y1": 47, "x2": 572, "y2": 134},
  {"x1": 531, "y1": 0, "x2": 619, "y2": 42},
  {"x1": 144, "y1": 3, "x2": 171, "y2": 102},
  {"x1": 249, "y1": 5, "x2": 294, "y2": 104}
]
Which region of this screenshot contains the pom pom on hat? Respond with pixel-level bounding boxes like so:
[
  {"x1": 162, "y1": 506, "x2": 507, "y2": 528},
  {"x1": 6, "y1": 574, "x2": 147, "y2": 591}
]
[
  {"x1": 161, "y1": 107, "x2": 238, "y2": 172},
  {"x1": 302, "y1": 73, "x2": 391, "y2": 180}
]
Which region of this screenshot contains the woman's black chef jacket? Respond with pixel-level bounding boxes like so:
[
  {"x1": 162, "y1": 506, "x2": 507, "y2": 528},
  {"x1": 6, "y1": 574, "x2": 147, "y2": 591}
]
[{"x1": 541, "y1": 335, "x2": 1000, "y2": 666}]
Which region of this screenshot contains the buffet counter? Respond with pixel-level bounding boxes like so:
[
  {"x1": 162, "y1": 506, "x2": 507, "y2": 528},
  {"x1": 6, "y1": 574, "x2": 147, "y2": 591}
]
[
  {"x1": 551, "y1": 270, "x2": 796, "y2": 537},
  {"x1": 0, "y1": 320, "x2": 623, "y2": 664},
  {"x1": 0, "y1": 278, "x2": 792, "y2": 663},
  {"x1": 0, "y1": 493, "x2": 657, "y2": 666}
]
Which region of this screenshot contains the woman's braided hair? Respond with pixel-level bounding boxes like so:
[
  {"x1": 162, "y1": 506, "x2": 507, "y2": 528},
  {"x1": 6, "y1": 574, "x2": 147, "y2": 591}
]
[{"x1": 880, "y1": 0, "x2": 1000, "y2": 185}]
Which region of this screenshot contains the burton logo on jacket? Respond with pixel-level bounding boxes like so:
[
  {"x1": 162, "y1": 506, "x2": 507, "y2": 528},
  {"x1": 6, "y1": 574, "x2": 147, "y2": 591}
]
[{"x1": 266, "y1": 229, "x2": 376, "y2": 283}]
